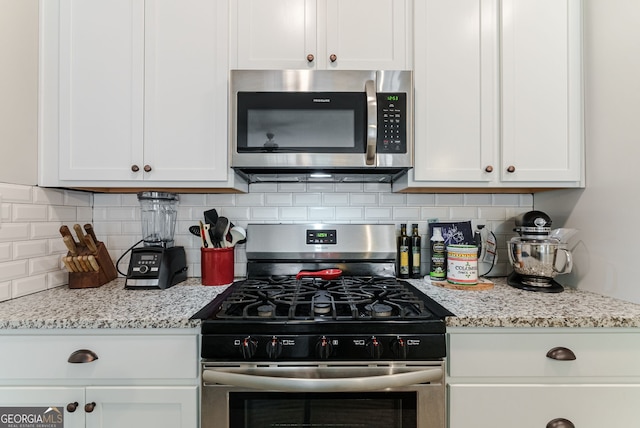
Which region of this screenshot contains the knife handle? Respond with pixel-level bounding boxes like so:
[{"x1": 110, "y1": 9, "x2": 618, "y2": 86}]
[
  {"x1": 62, "y1": 256, "x2": 76, "y2": 272},
  {"x1": 71, "y1": 257, "x2": 83, "y2": 272},
  {"x1": 63, "y1": 235, "x2": 78, "y2": 256},
  {"x1": 60, "y1": 225, "x2": 73, "y2": 239},
  {"x1": 87, "y1": 255, "x2": 100, "y2": 272},
  {"x1": 73, "y1": 224, "x2": 85, "y2": 245},
  {"x1": 84, "y1": 224, "x2": 98, "y2": 242},
  {"x1": 84, "y1": 235, "x2": 98, "y2": 254}
]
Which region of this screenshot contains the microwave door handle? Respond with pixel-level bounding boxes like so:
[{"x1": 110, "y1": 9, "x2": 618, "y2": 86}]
[
  {"x1": 365, "y1": 79, "x2": 377, "y2": 166},
  {"x1": 202, "y1": 367, "x2": 443, "y2": 392}
]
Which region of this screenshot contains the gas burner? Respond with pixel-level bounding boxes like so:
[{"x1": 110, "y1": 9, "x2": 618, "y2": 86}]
[{"x1": 365, "y1": 302, "x2": 393, "y2": 317}]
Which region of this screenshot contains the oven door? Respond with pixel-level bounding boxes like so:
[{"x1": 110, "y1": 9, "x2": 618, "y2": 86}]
[{"x1": 201, "y1": 362, "x2": 445, "y2": 428}]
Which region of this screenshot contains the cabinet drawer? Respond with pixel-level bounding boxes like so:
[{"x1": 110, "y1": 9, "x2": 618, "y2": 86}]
[
  {"x1": 0, "y1": 335, "x2": 197, "y2": 381},
  {"x1": 448, "y1": 331, "x2": 640, "y2": 378},
  {"x1": 449, "y1": 384, "x2": 640, "y2": 428}
]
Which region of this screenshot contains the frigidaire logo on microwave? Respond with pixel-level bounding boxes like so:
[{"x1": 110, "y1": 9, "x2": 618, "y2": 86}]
[{"x1": 312, "y1": 98, "x2": 331, "y2": 103}]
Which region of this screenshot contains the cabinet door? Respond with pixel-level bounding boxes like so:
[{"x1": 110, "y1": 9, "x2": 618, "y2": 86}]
[
  {"x1": 85, "y1": 386, "x2": 197, "y2": 428},
  {"x1": 233, "y1": 0, "x2": 317, "y2": 69},
  {"x1": 413, "y1": 0, "x2": 498, "y2": 182},
  {"x1": 58, "y1": 0, "x2": 145, "y2": 181},
  {"x1": 449, "y1": 384, "x2": 640, "y2": 428},
  {"x1": 144, "y1": 0, "x2": 229, "y2": 181},
  {"x1": 324, "y1": 0, "x2": 409, "y2": 70},
  {"x1": 500, "y1": 0, "x2": 583, "y2": 182},
  {"x1": 0, "y1": 387, "x2": 84, "y2": 428}
]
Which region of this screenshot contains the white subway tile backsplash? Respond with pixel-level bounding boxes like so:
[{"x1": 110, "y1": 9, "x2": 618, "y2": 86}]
[
  {"x1": 350, "y1": 193, "x2": 378, "y2": 206},
  {"x1": 48, "y1": 205, "x2": 80, "y2": 222},
  {"x1": 0, "y1": 243, "x2": 12, "y2": 261},
  {"x1": 308, "y1": 206, "x2": 335, "y2": 221},
  {"x1": 0, "y1": 281, "x2": 10, "y2": 302},
  {"x1": 279, "y1": 207, "x2": 308, "y2": 221},
  {"x1": 265, "y1": 193, "x2": 293, "y2": 206},
  {"x1": 33, "y1": 187, "x2": 65, "y2": 205},
  {"x1": 435, "y1": 194, "x2": 465, "y2": 206},
  {"x1": 30, "y1": 254, "x2": 61, "y2": 275},
  {"x1": 293, "y1": 193, "x2": 322, "y2": 206},
  {"x1": 464, "y1": 194, "x2": 493, "y2": 206},
  {"x1": 322, "y1": 193, "x2": 349, "y2": 206},
  {"x1": 449, "y1": 206, "x2": 479, "y2": 220},
  {"x1": 364, "y1": 207, "x2": 393, "y2": 220},
  {"x1": 12, "y1": 274, "x2": 47, "y2": 298},
  {"x1": 0, "y1": 223, "x2": 30, "y2": 242},
  {"x1": 0, "y1": 184, "x2": 535, "y2": 302},
  {"x1": 251, "y1": 207, "x2": 279, "y2": 220},
  {"x1": 492, "y1": 194, "x2": 521, "y2": 206},
  {"x1": 335, "y1": 207, "x2": 364, "y2": 220},
  {"x1": 13, "y1": 240, "x2": 47, "y2": 260},
  {"x1": 0, "y1": 260, "x2": 29, "y2": 281},
  {"x1": 12, "y1": 204, "x2": 48, "y2": 222},
  {"x1": 393, "y1": 207, "x2": 421, "y2": 220},
  {"x1": 0, "y1": 183, "x2": 32, "y2": 203},
  {"x1": 407, "y1": 194, "x2": 436, "y2": 206}
]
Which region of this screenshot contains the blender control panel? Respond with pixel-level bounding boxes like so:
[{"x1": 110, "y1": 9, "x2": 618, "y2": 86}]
[{"x1": 129, "y1": 250, "x2": 162, "y2": 276}]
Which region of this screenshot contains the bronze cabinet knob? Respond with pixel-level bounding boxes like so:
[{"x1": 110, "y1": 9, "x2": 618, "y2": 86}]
[
  {"x1": 66, "y1": 402, "x2": 78, "y2": 413},
  {"x1": 84, "y1": 402, "x2": 96, "y2": 413},
  {"x1": 329, "y1": 54, "x2": 337, "y2": 62},
  {"x1": 506, "y1": 165, "x2": 516, "y2": 173},
  {"x1": 307, "y1": 54, "x2": 314, "y2": 62},
  {"x1": 131, "y1": 165, "x2": 140, "y2": 172},
  {"x1": 143, "y1": 165, "x2": 152, "y2": 172},
  {"x1": 484, "y1": 165, "x2": 494, "y2": 173}
]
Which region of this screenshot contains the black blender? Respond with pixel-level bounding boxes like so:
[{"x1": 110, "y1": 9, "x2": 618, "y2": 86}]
[
  {"x1": 125, "y1": 192, "x2": 188, "y2": 289},
  {"x1": 507, "y1": 210, "x2": 574, "y2": 293}
]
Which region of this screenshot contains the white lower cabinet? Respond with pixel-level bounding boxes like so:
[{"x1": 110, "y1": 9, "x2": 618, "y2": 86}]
[
  {"x1": 447, "y1": 328, "x2": 640, "y2": 428},
  {"x1": 449, "y1": 384, "x2": 640, "y2": 427},
  {"x1": 0, "y1": 331, "x2": 199, "y2": 428}
]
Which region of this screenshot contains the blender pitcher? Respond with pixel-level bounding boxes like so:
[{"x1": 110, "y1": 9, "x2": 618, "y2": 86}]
[{"x1": 138, "y1": 192, "x2": 178, "y2": 247}]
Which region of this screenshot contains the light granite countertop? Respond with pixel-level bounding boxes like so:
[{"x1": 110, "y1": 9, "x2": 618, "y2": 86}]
[
  {"x1": 2, "y1": 276, "x2": 640, "y2": 330},
  {"x1": 410, "y1": 277, "x2": 640, "y2": 328}
]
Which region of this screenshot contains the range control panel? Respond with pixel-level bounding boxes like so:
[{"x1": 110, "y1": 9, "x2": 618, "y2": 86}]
[
  {"x1": 306, "y1": 229, "x2": 337, "y2": 245},
  {"x1": 377, "y1": 93, "x2": 407, "y2": 154}
]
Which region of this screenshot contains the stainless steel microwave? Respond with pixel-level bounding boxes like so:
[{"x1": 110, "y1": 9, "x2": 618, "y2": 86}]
[{"x1": 230, "y1": 70, "x2": 413, "y2": 183}]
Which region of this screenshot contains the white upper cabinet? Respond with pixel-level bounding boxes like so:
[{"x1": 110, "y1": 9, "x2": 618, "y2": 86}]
[
  {"x1": 231, "y1": 0, "x2": 411, "y2": 70},
  {"x1": 396, "y1": 0, "x2": 583, "y2": 191},
  {"x1": 40, "y1": 0, "x2": 244, "y2": 189}
]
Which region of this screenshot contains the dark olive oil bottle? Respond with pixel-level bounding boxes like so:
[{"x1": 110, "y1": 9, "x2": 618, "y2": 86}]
[
  {"x1": 410, "y1": 224, "x2": 421, "y2": 278},
  {"x1": 397, "y1": 224, "x2": 410, "y2": 278}
]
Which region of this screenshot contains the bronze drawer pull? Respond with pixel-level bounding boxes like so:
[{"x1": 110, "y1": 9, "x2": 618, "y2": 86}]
[
  {"x1": 546, "y1": 417, "x2": 575, "y2": 428},
  {"x1": 67, "y1": 349, "x2": 99, "y2": 363},
  {"x1": 546, "y1": 346, "x2": 576, "y2": 361}
]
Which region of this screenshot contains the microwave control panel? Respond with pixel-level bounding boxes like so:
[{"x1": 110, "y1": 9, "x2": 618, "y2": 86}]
[{"x1": 377, "y1": 93, "x2": 407, "y2": 154}]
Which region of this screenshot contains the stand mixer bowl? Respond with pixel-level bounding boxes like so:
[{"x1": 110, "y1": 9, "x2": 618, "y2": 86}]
[{"x1": 508, "y1": 237, "x2": 573, "y2": 286}]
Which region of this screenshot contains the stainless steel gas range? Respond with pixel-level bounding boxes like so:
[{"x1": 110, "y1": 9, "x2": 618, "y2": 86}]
[{"x1": 192, "y1": 224, "x2": 453, "y2": 428}]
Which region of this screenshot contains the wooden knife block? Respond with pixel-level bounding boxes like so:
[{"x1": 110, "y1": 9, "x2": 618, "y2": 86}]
[{"x1": 68, "y1": 242, "x2": 118, "y2": 289}]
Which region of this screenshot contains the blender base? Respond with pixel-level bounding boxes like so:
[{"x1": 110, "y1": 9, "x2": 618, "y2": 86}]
[
  {"x1": 507, "y1": 272, "x2": 564, "y2": 293},
  {"x1": 125, "y1": 246, "x2": 188, "y2": 289}
]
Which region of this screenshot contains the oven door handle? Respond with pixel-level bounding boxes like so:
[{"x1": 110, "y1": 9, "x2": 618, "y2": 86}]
[
  {"x1": 365, "y1": 79, "x2": 377, "y2": 166},
  {"x1": 202, "y1": 367, "x2": 443, "y2": 392}
]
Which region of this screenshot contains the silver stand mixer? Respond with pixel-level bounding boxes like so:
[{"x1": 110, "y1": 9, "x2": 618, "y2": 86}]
[
  {"x1": 507, "y1": 211, "x2": 574, "y2": 293},
  {"x1": 124, "y1": 192, "x2": 188, "y2": 289}
]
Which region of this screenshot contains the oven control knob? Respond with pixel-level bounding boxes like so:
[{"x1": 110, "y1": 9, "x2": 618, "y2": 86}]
[
  {"x1": 240, "y1": 337, "x2": 258, "y2": 359},
  {"x1": 366, "y1": 336, "x2": 383, "y2": 359},
  {"x1": 266, "y1": 336, "x2": 283, "y2": 359},
  {"x1": 391, "y1": 337, "x2": 409, "y2": 359},
  {"x1": 316, "y1": 336, "x2": 333, "y2": 359}
]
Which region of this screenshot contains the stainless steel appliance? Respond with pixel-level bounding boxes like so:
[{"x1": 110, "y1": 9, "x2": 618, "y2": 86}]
[
  {"x1": 124, "y1": 192, "x2": 187, "y2": 289},
  {"x1": 507, "y1": 211, "x2": 574, "y2": 293},
  {"x1": 193, "y1": 224, "x2": 452, "y2": 428},
  {"x1": 230, "y1": 70, "x2": 413, "y2": 183}
]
